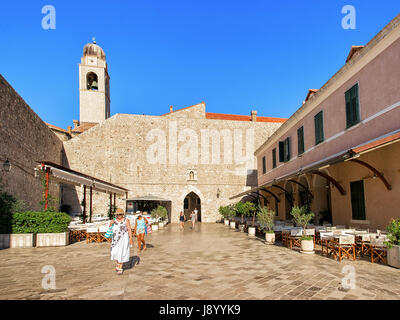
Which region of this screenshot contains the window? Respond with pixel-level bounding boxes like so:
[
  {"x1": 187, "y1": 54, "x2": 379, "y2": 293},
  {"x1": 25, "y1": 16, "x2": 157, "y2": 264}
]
[
  {"x1": 314, "y1": 111, "x2": 324, "y2": 145},
  {"x1": 279, "y1": 137, "x2": 291, "y2": 163},
  {"x1": 345, "y1": 83, "x2": 360, "y2": 128},
  {"x1": 86, "y1": 72, "x2": 98, "y2": 90},
  {"x1": 262, "y1": 156, "x2": 266, "y2": 174},
  {"x1": 297, "y1": 126, "x2": 305, "y2": 155},
  {"x1": 272, "y1": 148, "x2": 277, "y2": 169},
  {"x1": 350, "y1": 180, "x2": 366, "y2": 220}
]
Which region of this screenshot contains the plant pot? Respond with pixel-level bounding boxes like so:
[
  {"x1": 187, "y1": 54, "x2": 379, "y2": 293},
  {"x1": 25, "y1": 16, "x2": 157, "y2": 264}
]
[
  {"x1": 0, "y1": 234, "x2": 34, "y2": 249},
  {"x1": 388, "y1": 245, "x2": 400, "y2": 269},
  {"x1": 224, "y1": 219, "x2": 229, "y2": 226},
  {"x1": 265, "y1": 232, "x2": 275, "y2": 244},
  {"x1": 239, "y1": 224, "x2": 245, "y2": 232},
  {"x1": 152, "y1": 224, "x2": 159, "y2": 232},
  {"x1": 36, "y1": 232, "x2": 69, "y2": 247},
  {"x1": 158, "y1": 222, "x2": 164, "y2": 228},
  {"x1": 248, "y1": 226, "x2": 256, "y2": 237},
  {"x1": 230, "y1": 221, "x2": 236, "y2": 229},
  {"x1": 300, "y1": 239, "x2": 315, "y2": 254}
]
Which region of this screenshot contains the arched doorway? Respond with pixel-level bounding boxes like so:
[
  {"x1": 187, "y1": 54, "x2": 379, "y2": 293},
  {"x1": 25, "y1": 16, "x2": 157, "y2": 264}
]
[
  {"x1": 284, "y1": 182, "x2": 293, "y2": 220},
  {"x1": 313, "y1": 172, "x2": 332, "y2": 224},
  {"x1": 183, "y1": 192, "x2": 201, "y2": 222}
]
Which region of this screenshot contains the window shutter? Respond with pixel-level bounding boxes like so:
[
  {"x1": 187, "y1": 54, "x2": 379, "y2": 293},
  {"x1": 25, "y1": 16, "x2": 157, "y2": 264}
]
[
  {"x1": 272, "y1": 148, "x2": 277, "y2": 168},
  {"x1": 262, "y1": 156, "x2": 266, "y2": 174},
  {"x1": 345, "y1": 90, "x2": 352, "y2": 127},
  {"x1": 285, "y1": 137, "x2": 291, "y2": 162},
  {"x1": 346, "y1": 84, "x2": 360, "y2": 128},
  {"x1": 315, "y1": 111, "x2": 324, "y2": 145},
  {"x1": 297, "y1": 126, "x2": 304, "y2": 155},
  {"x1": 279, "y1": 142, "x2": 284, "y2": 162}
]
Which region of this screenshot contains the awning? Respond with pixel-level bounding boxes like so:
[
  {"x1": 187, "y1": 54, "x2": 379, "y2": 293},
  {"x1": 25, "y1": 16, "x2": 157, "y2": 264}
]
[
  {"x1": 128, "y1": 195, "x2": 171, "y2": 202},
  {"x1": 36, "y1": 161, "x2": 128, "y2": 196}
]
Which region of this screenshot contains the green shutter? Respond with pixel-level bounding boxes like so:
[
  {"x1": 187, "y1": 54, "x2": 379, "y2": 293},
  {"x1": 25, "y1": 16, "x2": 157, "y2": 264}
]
[
  {"x1": 297, "y1": 126, "x2": 304, "y2": 155},
  {"x1": 285, "y1": 137, "x2": 291, "y2": 162},
  {"x1": 346, "y1": 84, "x2": 360, "y2": 128},
  {"x1": 315, "y1": 111, "x2": 324, "y2": 145},
  {"x1": 262, "y1": 156, "x2": 266, "y2": 174},
  {"x1": 272, "y1": 149, "x2": 277, "y2": 168},
  {"x1": 279, "y1": 142, "x2": 284, "y2": 162},
  {"x1": 350, "y1": 180, "x2": 366, "y2": 220}
]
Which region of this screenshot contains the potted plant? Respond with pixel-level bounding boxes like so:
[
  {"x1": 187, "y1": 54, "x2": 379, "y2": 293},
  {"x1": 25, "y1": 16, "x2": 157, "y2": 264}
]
[
  {"x1": 151, "y1": 221, "x2": 159, "y2": 232},
  {"x1": 234, "y1": 202, "x2": 246, "y2": 232},
  {"x1": 385, "y1": 219, "x2": 400, "y2": 269},
  {"x1": 290, "y1": 206, "x2": 315, "y2": 254},
  {"x1": 151, "y1": 205, "x2": 167, "y2": 229},
  {"x1": 227, "y1": 205, "x2": 237, "y2": 229},
  {"x1": 257, "y1": 206, "x2": 275, "y2": 244},
  {"x1": 218, "y1": 206, "x2": 231, "y2": 226},
  {"x1": 241, "y1": 202, "x2": 256, "y2": 236}
]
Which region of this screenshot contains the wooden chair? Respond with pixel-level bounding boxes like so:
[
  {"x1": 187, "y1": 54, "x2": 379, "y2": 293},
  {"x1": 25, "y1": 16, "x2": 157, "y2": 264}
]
[
  {"x1": 86, "y1": 227, "x2": 99, "y2": 243},
  {"x1": 370, "y1": 237, "x2": 388, "y2": 264},
  {"x1": 289, "y1": 228, "x2": 303, "y2": 249},
  {"x1": 320, "y1": 231, "x2": 333, "y2": 256},
  {"x1": 273, "y1": 226, "x2": 283, "y2": 242},
  {"x1": 282, "y1": 229, "x2": 291, "y2": 247},
  {"x1": 328, "y1": 235, "x2": 356, "y2": 262}
]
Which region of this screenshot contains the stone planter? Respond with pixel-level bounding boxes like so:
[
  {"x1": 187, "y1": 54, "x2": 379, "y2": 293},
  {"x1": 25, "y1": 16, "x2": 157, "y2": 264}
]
[
  {"x1": 300, "y1": 239, "x2": 315, "y2": 254},
  {"x1": 0, "y1": 234, "x2": 34, "y2": 249},
  {"x1": 224, "y1": 219, "x2": 229, "y2": 226},
  {"x1": 158, "y1": 222, "x2": 164, "y2": 228},
  {"x1": 36, "y1": 232, "x2": 69, "y2": 247},
  {"x1": 152, "y1": 224, "x2": 159, "y2": 232},
  {"x1": 248, "y1": 226, "x2": 256, "y2": 237},
  {"x1": 388, "y1": 245, "x2": 400, "y2": 269},
  {"x1": 239, "y1": 224, "x2": 245, "y2": 232},
  {"x1": 265, "y1": 232, "x2": 275, "y2": 244},
  {"x1": 230, "y1": 221, "x2": 236, "y2": 229}
]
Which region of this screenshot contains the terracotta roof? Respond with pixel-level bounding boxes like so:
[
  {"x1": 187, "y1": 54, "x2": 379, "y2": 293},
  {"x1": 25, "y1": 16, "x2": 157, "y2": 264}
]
[
  {"x1": 46, "y1": 123, "x2": 68, "y2": 133},
  {"x1": 206, "y1": 113, "x2": 287, "y2": 123},
  {"x1": 351, "y1": 130, "x2": 400, "y2": 154},
  {"x1": 346, "y1": 46, "x2": 365, "y2": 63},
  {"x1": 72, "y1": 122, "x2": 98, "y2": 133}
]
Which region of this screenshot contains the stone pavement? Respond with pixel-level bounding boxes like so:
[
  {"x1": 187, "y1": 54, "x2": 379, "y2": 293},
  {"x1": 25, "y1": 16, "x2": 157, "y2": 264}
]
[{"x1": 0, "y1": 223, "x2": 399, "y2": 300}]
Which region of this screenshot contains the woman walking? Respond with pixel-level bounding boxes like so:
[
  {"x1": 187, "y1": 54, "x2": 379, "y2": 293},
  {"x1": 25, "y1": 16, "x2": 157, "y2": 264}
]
[
  {"x1": 190, "y1": 210, "x2": 197, "y2": 230},
  {"x1": 134, "y1": 214, "x2": 149, "y2": 253},
  {"x1": 179, "y1": 211, "x2": 185, "y2": 230},
  {"x1": 110, "y1": 208, "x2": 133, "y2": 275}
]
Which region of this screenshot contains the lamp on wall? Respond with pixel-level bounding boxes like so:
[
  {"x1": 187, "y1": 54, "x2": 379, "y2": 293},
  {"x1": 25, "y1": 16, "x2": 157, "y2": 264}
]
[
  {"x1": 2, "y1": 159, "x2": 11, "y2": 172},
  {"x1": 217, "y1": 188, "x2": 221, "y2": 198}
]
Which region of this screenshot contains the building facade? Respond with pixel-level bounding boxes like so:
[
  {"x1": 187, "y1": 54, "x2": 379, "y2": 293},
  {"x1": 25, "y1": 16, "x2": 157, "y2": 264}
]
[{"x1": 247, "y1": 14, "x2": 400, "y2": 230}]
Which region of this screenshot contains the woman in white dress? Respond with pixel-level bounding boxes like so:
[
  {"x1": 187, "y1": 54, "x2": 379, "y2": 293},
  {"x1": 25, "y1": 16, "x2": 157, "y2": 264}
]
[{"x1": 109, "y1": 208, "x2": 133, "y2": 275}]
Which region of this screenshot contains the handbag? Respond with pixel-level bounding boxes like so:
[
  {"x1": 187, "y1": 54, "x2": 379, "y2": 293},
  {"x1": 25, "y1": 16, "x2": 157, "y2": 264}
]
[
  {"x1": 104, "y1": 220, "x2": 115, "y2": 239},
  {"x1": 146, "y1": 224, "x2": 152, "y2": 234}
]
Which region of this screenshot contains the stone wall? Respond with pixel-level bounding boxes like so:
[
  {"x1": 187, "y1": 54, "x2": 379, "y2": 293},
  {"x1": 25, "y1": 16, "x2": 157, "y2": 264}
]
[
  {"x1": 62, "y1": 108, "x2": 282, "y2": 222},
  {"x1": 0, "y1": 75, "x2": 64, "y2": 210}
]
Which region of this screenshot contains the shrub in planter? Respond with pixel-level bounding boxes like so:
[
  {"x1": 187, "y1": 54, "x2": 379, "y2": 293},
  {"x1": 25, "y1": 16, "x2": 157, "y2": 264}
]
[
  {"x1": 385, "y1": 219, "x2": 400, "y2": 269},
  {"x1": 257, "y1": 207, "x2": 275, "y2": 244},
  {"x1": 151, "y1": 205, "x2": 168, "y2": 227},
  {"x1": 218, "y1": 205, "x2": 232, "y2": 225},
  {"x1": 11, "y1": 211, "x2": 71, "y2": 234},
  {"x1": 290, "y1": 206, "x2": 315, "y2": 254},
  {"x1": 0, "y1": 191, "x2": 28, "y2": 234}
]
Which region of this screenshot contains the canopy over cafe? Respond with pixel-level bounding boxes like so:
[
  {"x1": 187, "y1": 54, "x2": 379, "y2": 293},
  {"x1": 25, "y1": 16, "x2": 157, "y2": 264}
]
[
  {"x1": 36, "y1": 161, "x2": 128, "y2": 223},
  {"x1": 126, "y1": 195, "x2": 172, "y2": 221}
]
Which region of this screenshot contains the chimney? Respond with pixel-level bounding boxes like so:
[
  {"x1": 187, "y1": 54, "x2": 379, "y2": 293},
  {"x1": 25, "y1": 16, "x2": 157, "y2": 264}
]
[
  {"x1": 169, "y1": 105, "x2": 173, "y2": 113},
  {"x1": 67, "y1": 126, "x2": 72, "y2": 135},
  {"x1": 73, "y1": 120, "x2": 79, "y2": 129},
  {"x1": 251, "y1": 110, "x2": 257, "y2": 122}
]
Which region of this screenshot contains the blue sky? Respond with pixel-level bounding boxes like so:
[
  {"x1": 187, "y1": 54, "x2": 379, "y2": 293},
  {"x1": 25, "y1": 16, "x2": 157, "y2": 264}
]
[{"x1": 0, "y1": 1, "x2": 399, "y2": 129}]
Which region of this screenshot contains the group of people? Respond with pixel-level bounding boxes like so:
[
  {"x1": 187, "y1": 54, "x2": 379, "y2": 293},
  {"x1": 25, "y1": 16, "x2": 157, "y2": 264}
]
[
  {"x1": 179, "y1": 208, "x2": 198, "y2": 231},
  {"x1": 109, "y1": 207, "x2": 199, "y2": 274}
]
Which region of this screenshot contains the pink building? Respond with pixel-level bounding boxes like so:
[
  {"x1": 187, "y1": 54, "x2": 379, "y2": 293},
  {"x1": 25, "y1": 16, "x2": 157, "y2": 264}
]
[{"x1": 232, "y1": 14, "x2": 400, "y2": 230}]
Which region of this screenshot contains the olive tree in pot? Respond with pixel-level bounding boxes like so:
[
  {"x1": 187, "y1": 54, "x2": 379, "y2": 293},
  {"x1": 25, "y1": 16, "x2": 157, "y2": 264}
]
[
  {"x1": 151, "y1": 205, "x2": 167, "y2": 229},
  {"x1": 234, "y1": 202, "x2": 246, "y2": 232},
  {"x1": 218, "y1": 206, "x2": 231, "y2": 226},
  {"x1": 384, "y1": 219, "x2": 400, "y2": 269},
  {"x1": 290, "y1": 206, "x2": 315, "y2": 254},
  {"x1": 257, "y1": 207, "x2": 275, "y2": 244},
  {"x1": 242, "y1": 202, "x2": 257, "y2": 236}
]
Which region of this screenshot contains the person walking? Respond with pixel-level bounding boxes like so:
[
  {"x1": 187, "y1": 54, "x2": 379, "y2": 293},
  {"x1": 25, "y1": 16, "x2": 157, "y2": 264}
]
[
  {"x1": 109, "y1": 208, "x2": 133, "y2": 275},
  {"x1": 179, "y1": 211, "x2": 185, "y2": 230},
  {"x1": 134, "y1": 214, "x2": 149, "y2": 253},
  {"x1": 190, "y1": 210, "x2": 197, "y2": 230}
]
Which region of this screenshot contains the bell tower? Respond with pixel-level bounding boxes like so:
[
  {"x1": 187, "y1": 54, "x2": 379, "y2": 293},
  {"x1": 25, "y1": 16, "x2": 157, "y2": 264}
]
[{"x1": 79, "y1": 38, "x2": 110, "y2": 123}]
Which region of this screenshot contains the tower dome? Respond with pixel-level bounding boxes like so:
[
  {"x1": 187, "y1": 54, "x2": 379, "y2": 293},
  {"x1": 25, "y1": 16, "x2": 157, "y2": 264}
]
[{"x1": 83, "y1": 39, "x2": 106, "y2": 60}]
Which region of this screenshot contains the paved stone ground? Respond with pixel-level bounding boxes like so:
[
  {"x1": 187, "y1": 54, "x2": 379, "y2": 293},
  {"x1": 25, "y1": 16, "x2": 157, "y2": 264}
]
[{"x1": 0, "y1": 223, "x2": 399, "y2": 300}]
